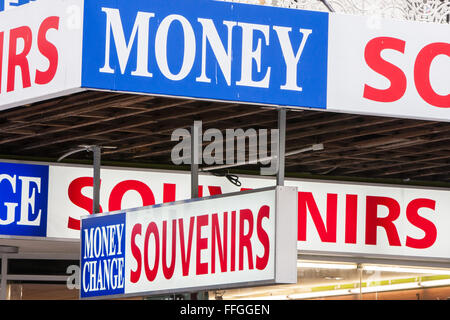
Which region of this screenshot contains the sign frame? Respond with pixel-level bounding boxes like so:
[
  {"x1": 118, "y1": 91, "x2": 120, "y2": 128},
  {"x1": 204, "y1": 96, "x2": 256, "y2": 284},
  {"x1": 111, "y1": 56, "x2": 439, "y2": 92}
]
[{"x1": 79, "y1": 185, "x2": 298, "y2": 299}]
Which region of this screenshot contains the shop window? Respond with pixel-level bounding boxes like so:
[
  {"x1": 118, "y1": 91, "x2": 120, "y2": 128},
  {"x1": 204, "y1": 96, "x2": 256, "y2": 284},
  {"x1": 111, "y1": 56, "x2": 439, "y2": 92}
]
[{"x1": 6, "y1": 283, "x2": 79, "y2": 300}]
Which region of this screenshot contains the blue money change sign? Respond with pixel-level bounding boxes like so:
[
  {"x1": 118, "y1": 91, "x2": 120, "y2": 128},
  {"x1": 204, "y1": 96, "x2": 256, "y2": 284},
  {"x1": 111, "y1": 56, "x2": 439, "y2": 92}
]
[{"x1": 80, "y1": 212, "x2": 126, "y2": 298}]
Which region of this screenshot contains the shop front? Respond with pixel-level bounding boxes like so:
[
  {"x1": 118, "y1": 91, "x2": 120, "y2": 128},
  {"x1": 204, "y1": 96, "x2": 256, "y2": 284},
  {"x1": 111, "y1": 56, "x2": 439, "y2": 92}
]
[{"x1": 1, "y1": 160, "x2": 449, "y2": 299}]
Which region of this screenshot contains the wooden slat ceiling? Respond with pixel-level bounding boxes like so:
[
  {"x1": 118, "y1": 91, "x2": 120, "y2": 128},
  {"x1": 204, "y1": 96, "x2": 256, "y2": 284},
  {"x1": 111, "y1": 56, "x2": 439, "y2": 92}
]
[{"x1": 0, "y1": 90, "x2": 449, "y2": 183}]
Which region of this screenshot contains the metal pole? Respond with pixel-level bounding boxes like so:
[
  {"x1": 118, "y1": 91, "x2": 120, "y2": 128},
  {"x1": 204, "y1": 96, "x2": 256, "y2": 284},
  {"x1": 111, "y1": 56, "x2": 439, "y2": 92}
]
[
  {"x1": 190, "y1": 122, "x2": 200, "y2": 199},
  {"x1": 319, "y1": 0, "x2": 335, "y2": 12},
  {"x1": 276, "y1": 108, "x2": 286, "y2": 186},
  {"x1": 92, "y1": 145, "x2": 101, "y2": 214},
  {"x1": 1, "y1": 255, "x2": 7, "y2": 300},
  {"x1": 357, "y1": 263, "x2": 363, "y2": 300},
  {"x1": 58, "y1": 145, "x2": 114, "y2": 215},
  {"x1": 190, "y1": 122, "x2": 207, "y2": 300}
]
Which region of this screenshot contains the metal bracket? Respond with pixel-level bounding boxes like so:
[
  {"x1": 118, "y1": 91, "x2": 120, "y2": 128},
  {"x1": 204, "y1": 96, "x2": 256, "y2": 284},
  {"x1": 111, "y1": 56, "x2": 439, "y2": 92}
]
[{"x1": 58, "y1": 145, "x2": 116, "y2": 214}]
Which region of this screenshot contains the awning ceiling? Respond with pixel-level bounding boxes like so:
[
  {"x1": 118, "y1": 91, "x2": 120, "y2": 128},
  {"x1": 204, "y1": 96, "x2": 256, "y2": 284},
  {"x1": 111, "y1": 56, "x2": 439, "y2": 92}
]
[{"x1": 0, "y1": 90, "x2": 448, "y2": 184}]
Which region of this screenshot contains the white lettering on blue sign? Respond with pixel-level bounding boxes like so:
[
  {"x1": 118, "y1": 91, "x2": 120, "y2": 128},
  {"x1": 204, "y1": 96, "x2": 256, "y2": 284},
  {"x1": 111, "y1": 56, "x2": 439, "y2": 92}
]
[
  {"x1": 98, "y1": 8, "x2": 313, "y2": 90},
  {"x1": 0, "y1": 175, "x2": 42, "y2": 226},
  {"x1": 0, "y1": 162, "x2": 49, "y2": 237},
  {"x1": 83, "y1": 224, "x2": 125, "y2": 259},
  {"x1": 81, "y1": 0, "x2": 329, "y2": 109},
  {"x1": 81, "y1": 213, "x2": 126, "y2": 298}
]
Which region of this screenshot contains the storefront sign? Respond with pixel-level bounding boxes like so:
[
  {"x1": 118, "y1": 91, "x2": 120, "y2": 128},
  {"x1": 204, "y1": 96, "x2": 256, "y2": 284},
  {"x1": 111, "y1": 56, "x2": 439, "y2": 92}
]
[
  {"x1": 80, "y1": 186, "x2": 298, "y2": 298},
  {"x1": 327, "y1": 14, "x2": 450, "y2": 121},
  {"x1": 295, "y1": 180, "x2": 450, "y2": 260},
  {"x1": 1, "y1": 0, "x2": 448, "y2": 121},
  {"x1": 2, "y1": 160, "x2": 450, "y2": 263},
  {"x1": 80, "y1": 0, "x2": 449, "y2": 121},
  {"x1": 81, "y1": 0, "x2": 328, "y2": 110},
  {"x1": 0, "y1": 0, "x2": 83, "y2": 111}
]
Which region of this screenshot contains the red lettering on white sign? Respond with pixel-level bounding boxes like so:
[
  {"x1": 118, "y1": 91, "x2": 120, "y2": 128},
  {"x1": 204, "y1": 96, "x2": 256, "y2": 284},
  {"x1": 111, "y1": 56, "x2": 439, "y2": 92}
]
[
  {"x1": 128, "y1": 207, "x2": 270, "y2": 282},
  {"x1": 363, "y1": 36, "x2": 450, "y2": 108},
  {"x1": 298, "y1": 192, "x2": 437, "y2": 249},
  {"x1": 65, "y1": 177, "x2": 439, "y2": 251},
  {"x1": 0, "y1": 16, "x2": 59, "y2": 94}
]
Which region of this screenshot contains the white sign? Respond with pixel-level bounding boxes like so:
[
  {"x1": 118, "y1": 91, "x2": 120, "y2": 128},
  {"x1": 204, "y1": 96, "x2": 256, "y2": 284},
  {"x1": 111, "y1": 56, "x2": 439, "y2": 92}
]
[
  {"x1": 40, "y1": 162, "x2": 450, "y2": 259},
  {"x1": 328, "y1": 14, "x2": 450, "y2": 121},
  {"x1": 2, "y1": 1, "x2": 448, "y2": 120},
  {"x1": 294, "y1": 180, "x2": 450, "y2": 261},
  {"x1": 80, "y1": 186, "x2": 298, "y2": 298},
  {"x1": 2, "y1": 160, "x2": 450, "y2": 262},
  {"x1": 0, "y1": 0, "x2": 84, "y2": 111},
  {"x1": 42, "y1": 162, "x2": 450, "y2": 262}
]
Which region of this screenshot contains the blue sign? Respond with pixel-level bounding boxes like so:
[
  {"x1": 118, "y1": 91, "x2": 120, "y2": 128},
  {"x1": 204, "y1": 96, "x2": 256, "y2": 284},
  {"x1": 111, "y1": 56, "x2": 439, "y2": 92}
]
[
  {"x1": 82, "y1": 0, "x2": 328, "y2": 109},
  {"x1": 0, "y1": 162, "x2": 49, "y2": 237},
  {"x1": 0, "y1": 0, "x2": 37, "y2": 12},
  {"x1": 80, "y1": 212, "x2": 126, "y2": 298}
]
